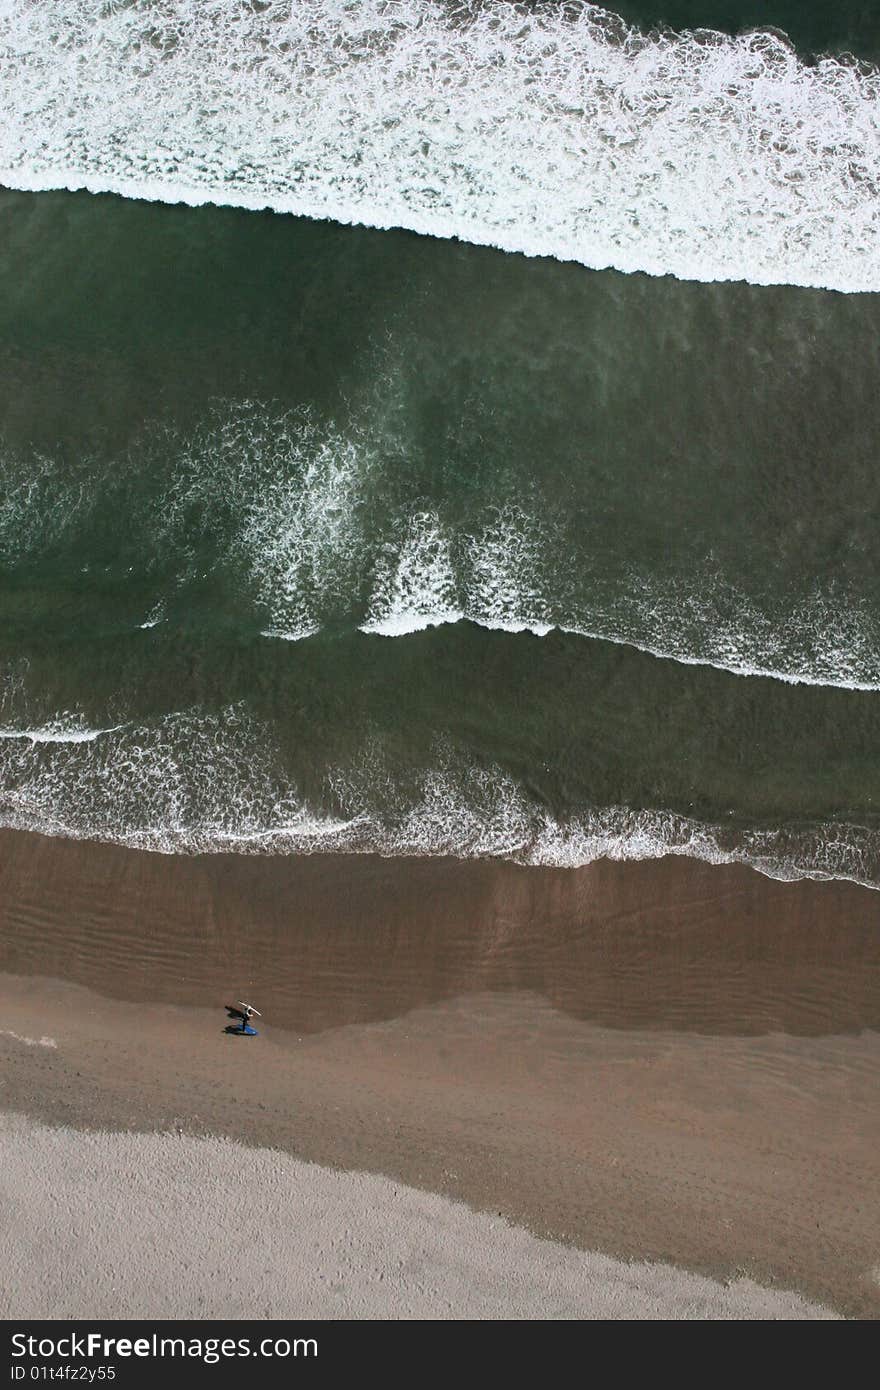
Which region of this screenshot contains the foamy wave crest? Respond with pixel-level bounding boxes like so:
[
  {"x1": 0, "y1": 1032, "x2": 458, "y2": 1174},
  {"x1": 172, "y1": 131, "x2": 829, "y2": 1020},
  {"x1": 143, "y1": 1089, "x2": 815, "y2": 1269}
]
[
  {"x1": 1, "y1": 1, "x2": 878, "y2": 291},
  {"x1": 0, "y1": 666, "x2": 121, "y2": 742},
  {"x1": 356, "y1": 507, "x2": 880, "y2": 689},
  {"x1": 0, "y1": 702, "x2": 357, "y2": 851},
  {"x1": 365, "y1": 511, "x2": 463, "y2": 635},
  {"x1": 5, "y1": 400, "x2": 880, "y2": 688},
  {"x1": 0, "y1": 719, "x2": 125, "y2": 744},
  {"x1": 234, "y1": 410, "x2": 376, "y2": 641},
  {"x1": 327, "y1": 739, "x2": 880, "y2": 885},
  {"x1": 362, "y1": 506, "x2": 554, "y2": 636},
  {"x1": 1, "y1": 711, "x2": 878, "y2": 886}
]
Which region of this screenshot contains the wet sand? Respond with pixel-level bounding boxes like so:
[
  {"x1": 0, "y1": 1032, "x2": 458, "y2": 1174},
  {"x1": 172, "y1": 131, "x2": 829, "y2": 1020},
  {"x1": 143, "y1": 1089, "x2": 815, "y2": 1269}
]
[{"x1": 1, "y1": 828, "x2": 879, "y2": 1317}]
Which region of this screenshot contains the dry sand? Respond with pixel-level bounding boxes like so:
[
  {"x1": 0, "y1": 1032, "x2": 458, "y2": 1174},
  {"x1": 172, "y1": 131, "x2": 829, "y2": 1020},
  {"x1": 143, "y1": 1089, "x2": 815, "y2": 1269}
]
[
  {"x1": 0, "y1": 1111, "x2": 837, "y2": 1320},
  {"x1": 1, "y1": 829, "x2": 879, "y2": 1318}
]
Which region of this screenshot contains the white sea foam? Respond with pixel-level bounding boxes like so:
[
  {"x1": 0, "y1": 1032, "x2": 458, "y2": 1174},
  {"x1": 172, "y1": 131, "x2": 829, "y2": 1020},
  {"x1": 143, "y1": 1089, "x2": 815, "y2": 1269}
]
[
  {"x1": 356, "y1": 506, "x2": 880, "y2": 688},
  {"x1": 1, "y1": 2, "x2": 879, "y2": 291},
  {"x1": 138, "y1": 601, "x2": 165, "y2": 630},
  {"x1": 369, "y1": 589, "x2": 880, "y2": 691},
  {"x1": 465, "y1": 507, "x2": 554, "y2": 636},
  {"x1": 259, "y1": 625, "x2": 320, "y2": 642},
  {"x1": 4, "y1": 400, "x2": 879, "y2": 689},
  {"x1": 362, "y1": 506, "x2": 556, "y2": 636},
  {"x1": 0, "y1": 699, "x2": 360, "y2": 852},
  {"x1": 1, "y1": 709, "x2": 877, "y2": 887},
  {"x1": 142, "y1": 400, "x2": 376, "y2": 635},
  {"x1": 184, "y1": 406, "x2": 880, "y2": 689},
  {"x1": 364, "y1": 511, "x2": 463, "y2": 634},
  {"x1": 0, "y1": 445, "x2": 87, "y2": 564},
  {"x1": 0, "y1": 718, "x2": 126, "y2": 744},
  {"x1": 236, "y1": 412, "x2": 373, "y2": 637}
]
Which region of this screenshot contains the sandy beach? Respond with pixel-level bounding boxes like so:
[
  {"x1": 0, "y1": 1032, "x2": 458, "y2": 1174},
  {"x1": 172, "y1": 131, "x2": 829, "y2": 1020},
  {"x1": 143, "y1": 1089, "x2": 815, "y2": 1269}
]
[
  {"x1": 1, "y1": 829, "x2": 879, "y2": 1318},
  {"x1": 1, "y1": 1113, "x2": 839, "y2": 1320}
]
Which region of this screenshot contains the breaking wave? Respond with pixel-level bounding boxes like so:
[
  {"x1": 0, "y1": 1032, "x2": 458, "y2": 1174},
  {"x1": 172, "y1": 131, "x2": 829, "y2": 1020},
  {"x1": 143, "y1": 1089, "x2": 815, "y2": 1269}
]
[
  {"x1": 356, "y1": 508, "x2": 880, "y2": 690},
  {"x1": 0, "y1": 722, "x2": 125, "y2": 744},
  {"x1": 0, "y1": 702, "x2": 877, "y2": 886},
  {"x1": 3, "y1": 399, "x2": 880, "y2": 689},
  {"x1": 2, "y1": 1, "x2": 879, "y2": 291}
]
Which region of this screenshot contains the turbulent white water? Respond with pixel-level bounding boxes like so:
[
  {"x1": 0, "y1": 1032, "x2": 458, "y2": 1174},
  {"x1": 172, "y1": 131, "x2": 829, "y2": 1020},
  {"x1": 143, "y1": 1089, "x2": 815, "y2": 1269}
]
[
  {"x1": 2, "y1": 1, "x2": 879, "y2": 291},
  {"x1": 3, "y1": 399, "x2": 880, "y2": 689},
  {"x1": 168, "y1": 403, "x2": 880, "y2": 689},
  {"x1": 355, "y1": 507, "x2": 880, "y2": 689},
  {"x1": 0, "y1": 701, "x2": 877, "y2": 886},
  {"x1": 0, "y1": 722, "x2": 125, "y2": 743}
]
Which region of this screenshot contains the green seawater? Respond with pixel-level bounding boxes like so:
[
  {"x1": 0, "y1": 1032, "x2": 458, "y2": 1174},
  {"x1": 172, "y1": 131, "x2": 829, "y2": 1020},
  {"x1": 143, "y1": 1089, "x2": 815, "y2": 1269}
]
[
  {"x1": 2, "y1": 1, "x2": 880, "y2": 881},
  {"x1": 608, "y1": 1, "x2": 880, "y2": 60}
]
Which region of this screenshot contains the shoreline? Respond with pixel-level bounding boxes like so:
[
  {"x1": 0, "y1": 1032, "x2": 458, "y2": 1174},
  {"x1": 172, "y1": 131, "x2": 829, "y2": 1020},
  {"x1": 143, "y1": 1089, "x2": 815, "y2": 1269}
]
[
  {"x1": 2, "y1": 828, "x2": 878, "y2": 1036},
  {"x1": 1, "y1": 828, "x2": 879, "y2": 1317}
]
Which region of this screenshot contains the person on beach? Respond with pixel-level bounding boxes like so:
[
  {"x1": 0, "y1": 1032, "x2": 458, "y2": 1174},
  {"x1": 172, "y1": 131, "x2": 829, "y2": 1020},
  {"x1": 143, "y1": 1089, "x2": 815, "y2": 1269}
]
[{"x1": 235, "y1": 1002, "x2": 261, "y2": 1034}]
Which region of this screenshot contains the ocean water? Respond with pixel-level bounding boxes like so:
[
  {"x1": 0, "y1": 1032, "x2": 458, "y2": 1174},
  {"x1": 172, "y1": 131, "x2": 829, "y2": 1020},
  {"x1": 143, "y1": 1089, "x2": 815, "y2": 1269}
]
[
  {"x1": 4, "y1": 0, "x2": 880, "y2": 290},
  {"x1": 2, "y1": 1, "x2": 880, "y2": 884}
]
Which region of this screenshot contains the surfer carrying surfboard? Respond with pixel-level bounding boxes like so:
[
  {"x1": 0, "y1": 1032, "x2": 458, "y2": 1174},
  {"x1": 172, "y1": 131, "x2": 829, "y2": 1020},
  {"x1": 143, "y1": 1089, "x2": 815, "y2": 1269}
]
[{"x1": 235, "y1": 1001, "x2": 261, "y2": 1036}]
